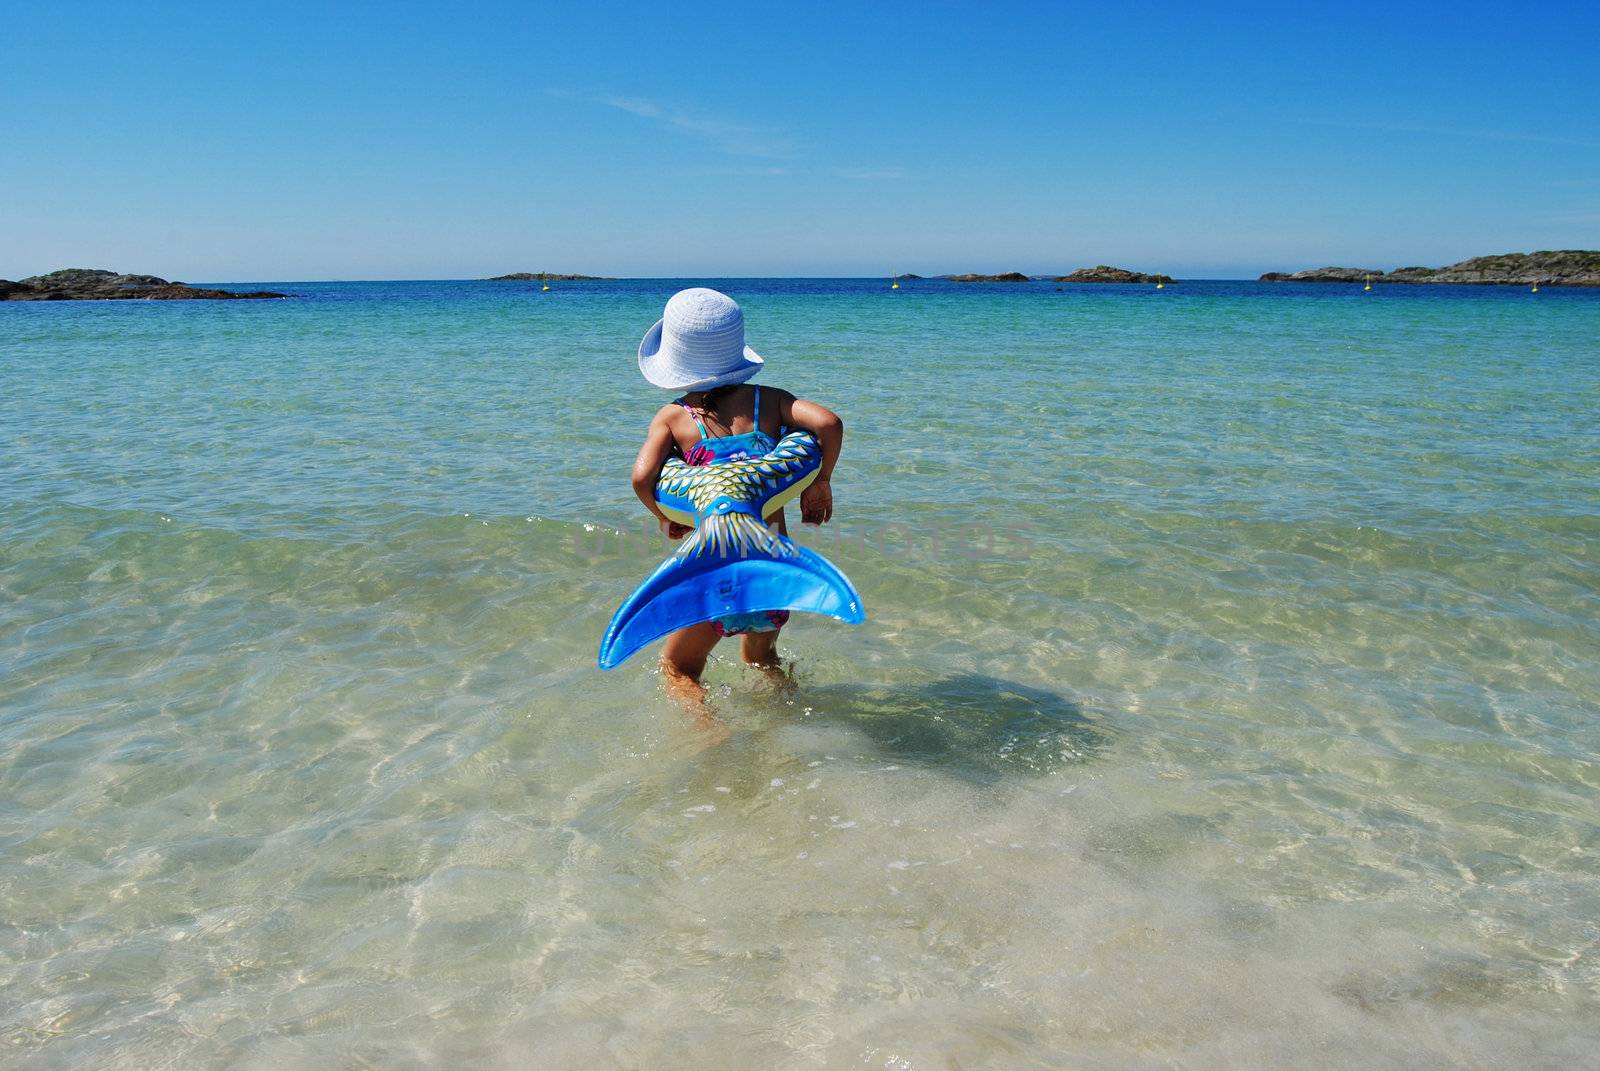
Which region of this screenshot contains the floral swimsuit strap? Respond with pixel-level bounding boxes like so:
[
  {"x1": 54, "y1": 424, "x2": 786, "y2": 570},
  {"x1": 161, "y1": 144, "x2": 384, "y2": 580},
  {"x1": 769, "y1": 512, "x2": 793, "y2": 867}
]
[{"x1": 677, "y1": 387, "x2": 774, "y2": 465}]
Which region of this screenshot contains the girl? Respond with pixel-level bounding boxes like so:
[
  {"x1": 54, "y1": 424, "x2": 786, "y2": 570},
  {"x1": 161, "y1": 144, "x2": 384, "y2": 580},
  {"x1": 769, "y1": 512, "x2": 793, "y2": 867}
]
[{"x1": 628, "y1": 288, "x2": 843, "y2": 702}]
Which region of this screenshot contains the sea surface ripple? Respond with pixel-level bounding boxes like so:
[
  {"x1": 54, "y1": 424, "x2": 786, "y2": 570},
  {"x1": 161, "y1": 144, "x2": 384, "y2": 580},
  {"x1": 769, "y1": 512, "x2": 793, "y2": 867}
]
[{"x1": 2, "y1": 278, "x2": 1598, "y2": 1067}]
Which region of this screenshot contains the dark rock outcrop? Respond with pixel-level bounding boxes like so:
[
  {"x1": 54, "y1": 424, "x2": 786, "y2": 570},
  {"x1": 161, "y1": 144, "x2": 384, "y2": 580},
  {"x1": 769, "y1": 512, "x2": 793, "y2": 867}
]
[
  {"x1": 946, "y1": 271, "x2": 1031, "y2": 282},
  {"x1": 1258, "y1": 266, "x2": 1383, "y2": 283},
  {"x1": 1, "y1": 268, "x2": 287, "y2": 300},
  {"x1": 1416, "y1": 250, "x2": 1600, "y2": 285},
  {"x1": 1260, "y1": 251, "x2": 1600, "y2": 286},
  {"x1": 894, "y1": 273, "x2": 923, "y2": 280},
  {"x1": 486, "y1": 272, "x2": 612, "y2": 281},
  {"x1": 1055, "y1": 265, "x2": 1173, "y2": 284}
]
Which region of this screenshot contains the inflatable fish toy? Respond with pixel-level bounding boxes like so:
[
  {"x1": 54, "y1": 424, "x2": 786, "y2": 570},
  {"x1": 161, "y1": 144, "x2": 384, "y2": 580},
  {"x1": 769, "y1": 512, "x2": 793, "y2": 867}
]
[{"x1": 598, "y1": 430, "x2": 865, "y2": 668}]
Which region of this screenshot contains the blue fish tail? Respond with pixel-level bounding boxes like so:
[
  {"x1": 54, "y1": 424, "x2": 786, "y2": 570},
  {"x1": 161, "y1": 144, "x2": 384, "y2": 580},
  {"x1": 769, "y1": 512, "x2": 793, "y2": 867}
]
[{"x1": 597, "y1": 512, "x2": 864, "y2": 669}]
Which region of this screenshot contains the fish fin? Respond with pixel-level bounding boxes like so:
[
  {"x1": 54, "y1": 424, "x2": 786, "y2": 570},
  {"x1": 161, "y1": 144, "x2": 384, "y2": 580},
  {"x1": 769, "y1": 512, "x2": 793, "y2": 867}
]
[{"x1": 598, "y1": 521, "x2": 864, "y2": 669}]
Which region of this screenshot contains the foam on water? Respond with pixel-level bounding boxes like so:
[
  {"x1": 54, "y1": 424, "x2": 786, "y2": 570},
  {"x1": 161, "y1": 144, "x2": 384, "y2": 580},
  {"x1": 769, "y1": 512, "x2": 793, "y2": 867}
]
[{"x1": 2, "y1": 279, "x2": 1598, "y2": 1066}]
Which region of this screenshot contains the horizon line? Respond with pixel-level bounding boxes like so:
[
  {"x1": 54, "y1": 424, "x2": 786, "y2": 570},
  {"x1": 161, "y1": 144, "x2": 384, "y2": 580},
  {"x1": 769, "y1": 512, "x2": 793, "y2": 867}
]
[{"x1": 7, "y1": 271, "x2": 1273, "y2": 284}]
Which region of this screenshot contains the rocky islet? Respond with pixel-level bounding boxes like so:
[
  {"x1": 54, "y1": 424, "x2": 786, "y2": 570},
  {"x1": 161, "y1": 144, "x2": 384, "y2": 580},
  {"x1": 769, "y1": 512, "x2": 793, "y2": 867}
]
[{"x1": 1, "y1": 269, "x2": 287, "y2": 301}]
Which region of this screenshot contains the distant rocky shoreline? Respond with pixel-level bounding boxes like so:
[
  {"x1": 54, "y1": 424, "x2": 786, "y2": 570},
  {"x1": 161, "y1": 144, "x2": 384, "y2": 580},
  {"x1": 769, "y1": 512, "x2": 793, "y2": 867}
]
[
  {"x1": 1260, "y1": 250, "x2": 1599, "y2": 286},
  {"x1": 1, "y1": 269, "x2": 287, "y2": 301},
  {"x1": 9, "y1": 254, "x2": 1594, "y2": 296},
  {"x1": 916, "y1": 251, "x2": 1600, "y2": 286},
  {"x1": 939, "y1": 266, "x2": 1171, "y2": 283},
  {"x1": 946, "y1": 272, "x2": 1032, "y2": 282},
  {"x1": 486, "y1": 272, "x2": 613, "y2": 281},
  {"x1": 1056, "y1": 266, "x2": 1173, "y2": 284}
]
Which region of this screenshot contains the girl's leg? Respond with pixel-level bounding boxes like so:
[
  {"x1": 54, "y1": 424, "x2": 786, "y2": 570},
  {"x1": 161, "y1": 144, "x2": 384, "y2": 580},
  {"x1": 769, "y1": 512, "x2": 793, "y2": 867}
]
[
  {"x1": 739, "y1": 629, "x2": 781, "y2": 668},
  {"x1": 660, "y1": 622, "x2": 721, "y2": 707},
  {"x1": 740, "y1": 626, "x2": 794, "y2": 690}
]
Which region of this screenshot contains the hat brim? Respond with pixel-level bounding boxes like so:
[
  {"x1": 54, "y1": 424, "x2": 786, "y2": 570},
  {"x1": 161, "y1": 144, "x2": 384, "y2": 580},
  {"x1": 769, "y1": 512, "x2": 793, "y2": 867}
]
[{"x1": 637, "y1": 318, "x2": 765, "y2": 390}]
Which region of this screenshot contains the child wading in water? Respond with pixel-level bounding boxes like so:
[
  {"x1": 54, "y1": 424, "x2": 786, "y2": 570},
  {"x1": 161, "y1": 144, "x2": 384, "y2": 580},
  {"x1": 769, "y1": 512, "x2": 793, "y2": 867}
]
[{"x1": 629, "y1": 288, "x2": 843, "y2": 706}]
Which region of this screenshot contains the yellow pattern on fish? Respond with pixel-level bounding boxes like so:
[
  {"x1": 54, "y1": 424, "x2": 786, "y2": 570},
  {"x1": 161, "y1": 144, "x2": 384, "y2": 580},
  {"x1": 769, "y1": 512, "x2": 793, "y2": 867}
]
[{"x1": 654, "y1": 430, "x2": 823, "y2": 562}]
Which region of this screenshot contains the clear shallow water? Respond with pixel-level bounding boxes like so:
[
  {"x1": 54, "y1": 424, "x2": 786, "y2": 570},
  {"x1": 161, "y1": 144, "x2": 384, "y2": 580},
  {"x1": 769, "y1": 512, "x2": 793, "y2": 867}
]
[{"x1": 2, "y1": 278, "x2": 1598, "y2": 1067}]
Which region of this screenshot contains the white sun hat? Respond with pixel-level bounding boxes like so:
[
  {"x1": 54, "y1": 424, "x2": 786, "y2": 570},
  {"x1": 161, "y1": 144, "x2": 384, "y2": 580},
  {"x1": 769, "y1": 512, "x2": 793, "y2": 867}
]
[{"x1": 637, "y1": 287, "x2": 765, "y2": 390}]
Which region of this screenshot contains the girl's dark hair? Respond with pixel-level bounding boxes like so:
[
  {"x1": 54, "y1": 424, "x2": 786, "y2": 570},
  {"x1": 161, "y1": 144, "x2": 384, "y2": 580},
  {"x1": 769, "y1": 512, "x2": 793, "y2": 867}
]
[{"x1": 686, "y1": 384, "x2": 740, "y2": 427}]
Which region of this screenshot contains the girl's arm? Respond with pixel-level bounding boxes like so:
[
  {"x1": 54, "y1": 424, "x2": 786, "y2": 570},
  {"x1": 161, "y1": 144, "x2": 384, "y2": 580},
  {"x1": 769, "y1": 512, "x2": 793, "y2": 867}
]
[
  {"x1": 631, "y1": 407, "x2": 691, "y2": 537},
  {"x1": 777, "y1": 392, "x2": 843, "y2": 525}
]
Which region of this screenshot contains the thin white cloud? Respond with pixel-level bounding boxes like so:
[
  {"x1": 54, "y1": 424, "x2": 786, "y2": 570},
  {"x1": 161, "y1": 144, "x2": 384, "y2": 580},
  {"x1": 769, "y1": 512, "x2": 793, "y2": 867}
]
[
  {"x1": 549, "y1": 89, "x2": 907, "y2": 177},
  {"x1": 1292, "y1": 116, "x2": 1597, "y2": 149},
  {"x1": 832, "y1": 166, "x2": 907, "y2": 181},
  {"x1": 700, "y1": 166, "x2": 789, "y2": 177},
  {"x1": 551, "y1": 89, "x2": 796, "y2": 159}
]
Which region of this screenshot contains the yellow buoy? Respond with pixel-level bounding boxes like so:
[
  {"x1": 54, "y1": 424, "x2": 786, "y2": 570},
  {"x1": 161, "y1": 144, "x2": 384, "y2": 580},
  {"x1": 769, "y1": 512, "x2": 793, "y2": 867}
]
[
  {"x1": 1531, "y1": 281, "x2": 1539, "y2": 293},
  {"x1": 891, "y1": 275, "x2": 900, "y2": 290},
  {"x1": 1364, "y1": 273, "x2": 1372, "y2": 292},
  {"x1": 1155, "y1": 274, "x2": 1165, "y2": 289}
]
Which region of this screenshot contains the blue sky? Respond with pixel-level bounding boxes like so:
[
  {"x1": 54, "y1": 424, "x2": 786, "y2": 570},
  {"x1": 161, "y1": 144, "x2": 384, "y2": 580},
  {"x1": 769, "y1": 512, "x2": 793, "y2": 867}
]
[{"x1": 4, "y1": 2, "x2": 1597, "y2": 279}]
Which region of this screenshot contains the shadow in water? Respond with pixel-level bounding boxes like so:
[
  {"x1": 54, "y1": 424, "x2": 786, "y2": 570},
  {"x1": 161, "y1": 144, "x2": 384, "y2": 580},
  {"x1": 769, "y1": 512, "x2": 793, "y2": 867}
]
[{"x1": 786, "y1": 673, "x2": 1113, "y2": 783}]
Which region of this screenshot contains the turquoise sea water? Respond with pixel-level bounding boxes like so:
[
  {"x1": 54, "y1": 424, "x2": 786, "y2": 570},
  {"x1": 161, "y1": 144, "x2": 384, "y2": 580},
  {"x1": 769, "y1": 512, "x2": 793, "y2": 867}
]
[{"x1": 3, "y1": 278, "x2": 1598, "y2": 1067}]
